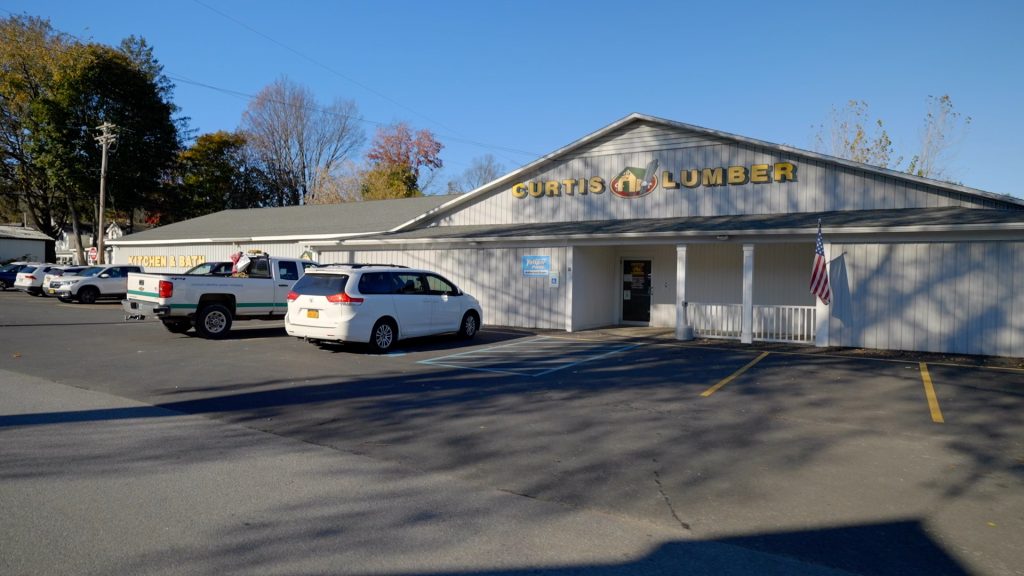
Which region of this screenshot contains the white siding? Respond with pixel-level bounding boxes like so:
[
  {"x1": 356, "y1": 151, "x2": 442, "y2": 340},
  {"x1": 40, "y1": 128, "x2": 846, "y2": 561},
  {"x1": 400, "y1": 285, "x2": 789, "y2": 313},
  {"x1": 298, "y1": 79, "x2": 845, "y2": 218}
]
[
  {"x1": 684, "y1": 243, "x2": 812, "y2": 307},
  {"x1": 440, "y1": 132, "x2": 1000, "y2": 228},
  {"x1": 113, "y1": 242, "x2": 304, "y2": 272},
  {"x1": 829, "y1": 241, "x2": 1024, "y2": 357},
  {"x1": 329, "y1": 247, "x2": 568, "y2": 330},
  {"x1": 571, "y1": 246, "x2": 618, "y2": 330}
]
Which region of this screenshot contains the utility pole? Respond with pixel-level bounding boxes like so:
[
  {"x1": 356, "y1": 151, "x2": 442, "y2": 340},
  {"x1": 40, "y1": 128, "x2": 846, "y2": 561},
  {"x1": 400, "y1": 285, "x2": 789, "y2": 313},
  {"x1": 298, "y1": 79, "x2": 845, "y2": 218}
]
[{"x1": 95, "y1": 122, "x2": 117, "y2": 265}]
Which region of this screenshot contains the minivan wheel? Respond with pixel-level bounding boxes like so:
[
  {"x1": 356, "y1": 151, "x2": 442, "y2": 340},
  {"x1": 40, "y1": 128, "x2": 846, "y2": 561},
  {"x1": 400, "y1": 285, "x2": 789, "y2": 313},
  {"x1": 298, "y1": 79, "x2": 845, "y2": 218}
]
[
  {"x1": 458, "y1": 311, "x2": 479, "y2": 339},
  {"x1": 368, "y1": 318, "x2": 397, "y2": 353},
  {"x1": 195, "y1": 304, "x2": 232, "y2": 339}
]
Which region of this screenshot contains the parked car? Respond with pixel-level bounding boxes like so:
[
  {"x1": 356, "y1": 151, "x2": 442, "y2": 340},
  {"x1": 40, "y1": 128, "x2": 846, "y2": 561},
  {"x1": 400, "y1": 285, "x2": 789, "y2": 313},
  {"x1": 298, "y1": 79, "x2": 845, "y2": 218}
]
[
  {"x1": 183, "y1": 261, "x2": 233, "y2": 276},
  {"x1": 14, "y1": 263, "x2": 65, "y2": 296},
  {"x1": 53, "y1": 264, "x2": 144, "y2": 304},
  {"x1": 285, "y1": 264, "x2": 482, "y2": 353},
  {"x1": 0, "y1": 262, "x2": 29, "y2": 291},
  {"x1": 41, "y1": 266, "x2": 89, "y2": 297}
]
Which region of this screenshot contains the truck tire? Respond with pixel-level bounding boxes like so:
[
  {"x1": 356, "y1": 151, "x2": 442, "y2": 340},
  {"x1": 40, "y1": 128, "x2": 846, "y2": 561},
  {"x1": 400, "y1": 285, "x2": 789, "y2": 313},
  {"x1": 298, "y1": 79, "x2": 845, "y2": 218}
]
[
  {"x1": 78, "y1": 286, "x2": 99, "y2": 304},
  {"x1": 368, "y1": 318, "x2": 397, "y2": 353},
  {"x1": 161, "y1": 319, "x2": 192, "y2": 334},
  {"x1": 195, "y1": 304, "x2": 232, "y2": 339},
  {"x1": 0, "y1": 280, "x2": 8, "y2": 290}
]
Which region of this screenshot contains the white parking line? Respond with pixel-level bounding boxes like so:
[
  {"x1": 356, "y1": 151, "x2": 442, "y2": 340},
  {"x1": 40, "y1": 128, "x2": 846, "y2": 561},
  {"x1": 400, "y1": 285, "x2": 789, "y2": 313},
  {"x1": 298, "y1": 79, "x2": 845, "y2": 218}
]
[{"x1": 419, "y1": 336, "x2": 641, "y2": 377}]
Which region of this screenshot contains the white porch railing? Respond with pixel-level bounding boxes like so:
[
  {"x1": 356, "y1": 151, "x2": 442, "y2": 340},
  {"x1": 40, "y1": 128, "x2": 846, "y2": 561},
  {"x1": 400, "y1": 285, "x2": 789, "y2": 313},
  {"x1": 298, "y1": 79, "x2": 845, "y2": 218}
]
[
  {"x1": 752, "y1": 305, "x2": 816, "y2": 344},
  {"x1": 686, "y1": 303, "x2": 816, "y2": 344},
  {"x1": 687, "y1": 303, "x2": 743, "y2": 338}
]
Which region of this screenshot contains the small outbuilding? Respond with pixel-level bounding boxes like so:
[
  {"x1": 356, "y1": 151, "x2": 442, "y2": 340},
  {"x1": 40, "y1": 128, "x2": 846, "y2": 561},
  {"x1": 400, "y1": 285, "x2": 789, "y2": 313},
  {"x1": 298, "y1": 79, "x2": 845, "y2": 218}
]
[{"x1": 0, "y1": 224, "x2": 53, "y2": 263}]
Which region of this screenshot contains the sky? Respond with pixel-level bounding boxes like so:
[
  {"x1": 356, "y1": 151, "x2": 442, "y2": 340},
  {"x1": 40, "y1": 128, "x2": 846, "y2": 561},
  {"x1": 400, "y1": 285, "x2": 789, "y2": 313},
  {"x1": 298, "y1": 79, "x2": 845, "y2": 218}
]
[{"x1": 5, "y1": 0, "x2": 1023, "y2": 197}]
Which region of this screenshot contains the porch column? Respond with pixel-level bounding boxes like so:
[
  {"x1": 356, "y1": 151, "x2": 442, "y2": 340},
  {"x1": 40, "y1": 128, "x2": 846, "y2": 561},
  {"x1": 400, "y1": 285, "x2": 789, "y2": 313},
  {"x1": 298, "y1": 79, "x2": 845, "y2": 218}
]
[
  {"x1": 675, "y1": 244, "x2": 692, "y2": 340},
  {"x1": 814, "y1": 241, "x2": 831, "y2": 347},
  {"x1": 741, "y1": 244, "x2": 754, "y2": 344},
  {"x1": 565, "y1": 245, "x2": 574, "y2": 333}
]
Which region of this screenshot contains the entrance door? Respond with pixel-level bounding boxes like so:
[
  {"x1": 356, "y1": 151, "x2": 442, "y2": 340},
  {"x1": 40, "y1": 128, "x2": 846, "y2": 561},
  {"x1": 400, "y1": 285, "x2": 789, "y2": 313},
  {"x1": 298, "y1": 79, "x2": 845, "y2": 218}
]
[{"x1": 622, "y1": 260, "x2": 651, "y2": 323}]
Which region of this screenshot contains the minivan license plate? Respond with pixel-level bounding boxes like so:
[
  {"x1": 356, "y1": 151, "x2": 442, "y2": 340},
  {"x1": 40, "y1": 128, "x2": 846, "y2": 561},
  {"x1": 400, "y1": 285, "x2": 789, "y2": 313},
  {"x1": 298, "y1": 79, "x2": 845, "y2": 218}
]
[{"x1": 307, "y1": 310, "x2": 319, "y2": 319}]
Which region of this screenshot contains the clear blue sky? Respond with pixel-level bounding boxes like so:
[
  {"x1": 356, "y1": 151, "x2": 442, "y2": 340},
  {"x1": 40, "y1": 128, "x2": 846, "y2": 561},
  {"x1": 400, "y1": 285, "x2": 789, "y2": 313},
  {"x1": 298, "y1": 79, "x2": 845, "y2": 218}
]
[{"x1": 6, "y1": 0, "x2": 1023, "y2": 197}]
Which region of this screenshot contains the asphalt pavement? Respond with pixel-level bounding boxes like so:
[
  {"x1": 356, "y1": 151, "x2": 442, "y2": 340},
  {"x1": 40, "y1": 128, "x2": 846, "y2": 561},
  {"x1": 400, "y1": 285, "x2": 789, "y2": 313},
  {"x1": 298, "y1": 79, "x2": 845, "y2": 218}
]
[{"x1": 1, "y1": 291, "x2": 1021, "y2": 575}]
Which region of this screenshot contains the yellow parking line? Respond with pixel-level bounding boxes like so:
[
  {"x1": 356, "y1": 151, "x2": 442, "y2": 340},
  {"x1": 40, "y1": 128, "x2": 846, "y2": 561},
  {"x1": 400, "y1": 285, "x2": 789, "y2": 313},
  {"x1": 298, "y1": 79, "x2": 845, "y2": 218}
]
[
  {"x1": 700, "y1": 352, "x2": 770, "y2": 397},
  {"x1": 919, "y1": 362, "x2": 945, "y2": 423}
]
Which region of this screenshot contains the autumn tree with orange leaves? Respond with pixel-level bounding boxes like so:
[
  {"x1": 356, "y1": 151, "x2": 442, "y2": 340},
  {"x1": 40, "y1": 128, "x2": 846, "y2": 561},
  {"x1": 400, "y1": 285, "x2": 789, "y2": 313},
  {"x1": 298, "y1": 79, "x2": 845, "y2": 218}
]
[{"x1": 361, "y1": 122, "x2": 443, "y2": 200}]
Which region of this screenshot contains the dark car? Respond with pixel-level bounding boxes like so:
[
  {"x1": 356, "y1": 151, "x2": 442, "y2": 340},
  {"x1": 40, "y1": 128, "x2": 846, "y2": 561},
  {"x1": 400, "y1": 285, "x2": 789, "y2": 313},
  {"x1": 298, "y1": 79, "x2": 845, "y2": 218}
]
[{"x1": 0, "y1": 262, "x2": 29, "y2": 291}]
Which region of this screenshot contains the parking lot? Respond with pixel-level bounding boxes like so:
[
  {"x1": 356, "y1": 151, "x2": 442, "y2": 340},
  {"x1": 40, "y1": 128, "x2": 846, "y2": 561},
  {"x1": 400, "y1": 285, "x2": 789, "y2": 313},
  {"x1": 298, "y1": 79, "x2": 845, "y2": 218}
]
[{"x1": 1, "y1": 290, "x2": 1022, "y2": 575}]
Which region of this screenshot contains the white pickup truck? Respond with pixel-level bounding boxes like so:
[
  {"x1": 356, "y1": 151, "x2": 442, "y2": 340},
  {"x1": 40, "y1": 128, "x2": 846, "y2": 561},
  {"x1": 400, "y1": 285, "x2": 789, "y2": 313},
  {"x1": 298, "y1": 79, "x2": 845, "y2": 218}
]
[{"x1": 122, "y1": 255, "x2": 317, "y2": 338}]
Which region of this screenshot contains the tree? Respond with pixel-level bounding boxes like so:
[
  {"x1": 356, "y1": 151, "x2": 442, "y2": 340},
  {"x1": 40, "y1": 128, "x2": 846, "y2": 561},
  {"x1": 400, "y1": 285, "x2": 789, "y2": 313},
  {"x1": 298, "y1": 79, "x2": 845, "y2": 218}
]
[
  {"x1": 362, "y1": 122, "x2": 443, "y2": 199},
  {"x1": 33, "y1": 42, "x2": 180, "y2": 239},
  {"x1": 172, "y1": 131, "x2": 268, "y2": 221},
  {"x1": 448, "y1": 154, "x2": 505, "y2": 193},
  {"x1": 813, "y1": 95, "x2": 971, "y2": 184},
  {"x1": 0, "y1": 15, "x2": 74, "y2": 238},
  {"x1": 812, "y1": 100, "x2": 898, "y2": 169},
  {"x1": 240, "y1": 77, "x2": 364, "y2": 206},
  {"x1": 906, "y1": 94, "x2": 971, "y2": 181},
  {"x1": 305, "y1": 162, "x2": 363, "y2": 204}
]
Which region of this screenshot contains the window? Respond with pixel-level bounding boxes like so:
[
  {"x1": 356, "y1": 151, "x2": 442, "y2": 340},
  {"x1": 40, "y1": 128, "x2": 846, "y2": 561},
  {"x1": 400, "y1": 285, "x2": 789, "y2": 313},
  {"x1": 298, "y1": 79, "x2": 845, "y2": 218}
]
[
  {"x1": 249, "y1": 258, "x2": 270, "y2": 278},
  {"x1": 357, "y1": 272, "x2": 396, "y2": 295},
  {"x1": 425, "y1": 274, "x2": 458, "y2": 295},
  {"x1": 291, "y1": 274, "x2": 349, "y2": 296},
  {"x1": 394, "y1": 273, "x2": 427, "y2": 294},
  {"x1": 278, "y1": 261, "x2": 299, "y2": 281}
]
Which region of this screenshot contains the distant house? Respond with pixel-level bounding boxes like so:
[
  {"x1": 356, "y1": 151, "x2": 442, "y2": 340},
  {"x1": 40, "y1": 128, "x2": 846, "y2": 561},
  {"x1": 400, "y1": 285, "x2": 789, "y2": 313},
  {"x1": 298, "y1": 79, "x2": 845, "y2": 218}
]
[
  {"x1": 0, "y1": 225, "x2": 53, "y2": 263},
  {"x1": 55, "y1": 222, "x2": 126, "y2": 264}
]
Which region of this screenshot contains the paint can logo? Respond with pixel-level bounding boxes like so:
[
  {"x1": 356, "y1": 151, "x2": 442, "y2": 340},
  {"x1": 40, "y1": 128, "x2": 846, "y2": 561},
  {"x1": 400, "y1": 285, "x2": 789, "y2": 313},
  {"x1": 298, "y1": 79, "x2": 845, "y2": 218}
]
[{"x1": 610, "y1": 159, "x2": 659, "y2": 198}]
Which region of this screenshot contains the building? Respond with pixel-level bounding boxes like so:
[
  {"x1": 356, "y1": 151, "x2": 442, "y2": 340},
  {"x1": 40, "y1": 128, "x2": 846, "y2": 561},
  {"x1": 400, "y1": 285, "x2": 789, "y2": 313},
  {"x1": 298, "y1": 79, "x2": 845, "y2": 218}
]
[
  {"x1": 55, "y1": 222, "x2": 128, "y2": 264},
  {"x1": 0, "y1": 224, "x2": 52, "y2": 262},
  {"x1": 111, "y1": 114, "x2": 1024, "y2": 357}
]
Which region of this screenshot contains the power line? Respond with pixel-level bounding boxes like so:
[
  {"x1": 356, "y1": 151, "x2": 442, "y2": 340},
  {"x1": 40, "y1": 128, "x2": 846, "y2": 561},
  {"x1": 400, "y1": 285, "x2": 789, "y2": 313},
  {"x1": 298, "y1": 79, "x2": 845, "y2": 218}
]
[
  {"x1": 0, "y1": 8, "x2": 543, "y2": 167},
  {"x1": 189, "y1": 0, "x2": 459, "y2": 135}
]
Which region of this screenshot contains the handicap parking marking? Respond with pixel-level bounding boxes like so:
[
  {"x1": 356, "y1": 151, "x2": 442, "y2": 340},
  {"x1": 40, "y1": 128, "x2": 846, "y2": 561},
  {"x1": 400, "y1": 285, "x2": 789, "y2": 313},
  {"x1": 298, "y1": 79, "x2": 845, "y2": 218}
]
[{"x1": 419, "y1": 336, "x2": 641, "y2": 377}]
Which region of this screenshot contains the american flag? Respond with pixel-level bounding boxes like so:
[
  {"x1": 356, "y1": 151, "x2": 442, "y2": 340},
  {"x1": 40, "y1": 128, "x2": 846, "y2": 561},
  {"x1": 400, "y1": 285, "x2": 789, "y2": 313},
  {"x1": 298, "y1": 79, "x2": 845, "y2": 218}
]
[{"x1": 809, "y1": 220, "x2": 831, "y2": 305}]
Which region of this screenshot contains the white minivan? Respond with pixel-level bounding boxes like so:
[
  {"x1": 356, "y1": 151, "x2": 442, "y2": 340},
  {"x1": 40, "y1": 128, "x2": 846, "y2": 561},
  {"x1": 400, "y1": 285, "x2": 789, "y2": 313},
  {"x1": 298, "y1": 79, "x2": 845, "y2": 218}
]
[{"x1": 285, "y1": 265, "x2": 482, "y2": 352}]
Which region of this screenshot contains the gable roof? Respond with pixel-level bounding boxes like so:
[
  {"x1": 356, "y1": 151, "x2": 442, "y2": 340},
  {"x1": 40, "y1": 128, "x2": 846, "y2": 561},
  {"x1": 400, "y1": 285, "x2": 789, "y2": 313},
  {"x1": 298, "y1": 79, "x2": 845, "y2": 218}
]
[
  {"x1": 110, "y1": 195, "x2": 459, "y2": 245},
  {"x1": 391, "y1": 113, "x2": 1024, "y2": 232},
  {"x1": 0, "y1": 225, "x2": 53, "y2": 242}
]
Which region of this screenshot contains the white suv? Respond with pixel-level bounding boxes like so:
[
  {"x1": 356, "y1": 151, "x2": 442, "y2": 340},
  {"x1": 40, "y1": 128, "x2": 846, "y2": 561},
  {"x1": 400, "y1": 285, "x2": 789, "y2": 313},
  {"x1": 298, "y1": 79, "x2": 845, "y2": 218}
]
[
  {"x1": 54, "y1": 264, "x2": 144, "y2": 304},
  {"x1": 285, "y1": 265, "x2": 482, "y2": 353}
]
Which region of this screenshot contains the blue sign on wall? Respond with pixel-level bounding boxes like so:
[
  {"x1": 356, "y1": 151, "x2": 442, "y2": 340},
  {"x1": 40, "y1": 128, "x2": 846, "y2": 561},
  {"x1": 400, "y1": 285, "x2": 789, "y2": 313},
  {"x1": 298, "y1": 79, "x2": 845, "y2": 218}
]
[{"x1": 522, "y1": 255, "x2": 551, "y2": 277}]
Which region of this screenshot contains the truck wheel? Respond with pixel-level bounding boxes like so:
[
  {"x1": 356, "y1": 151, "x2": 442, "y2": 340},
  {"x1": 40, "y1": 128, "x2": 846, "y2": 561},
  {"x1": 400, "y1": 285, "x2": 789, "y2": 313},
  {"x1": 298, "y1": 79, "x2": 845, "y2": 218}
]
[
  {"x1": 458, "y1": 311, "x2": 480, "y2": 339},
  {"x1": 195, "y1": 304, "x2": 232, "y2": 339},
  {"x1": 162, "y1": 319, "x2": 192, "y2": 334},
  {"x1": 368, "y1": 318, "x2": 397, "y2": 353},
  {"x1": 78, "y1": 286, "x2": 99, "y2": 304},
  {"x1": 0, "y1": 280, "x2": 8, "y2": 290}
]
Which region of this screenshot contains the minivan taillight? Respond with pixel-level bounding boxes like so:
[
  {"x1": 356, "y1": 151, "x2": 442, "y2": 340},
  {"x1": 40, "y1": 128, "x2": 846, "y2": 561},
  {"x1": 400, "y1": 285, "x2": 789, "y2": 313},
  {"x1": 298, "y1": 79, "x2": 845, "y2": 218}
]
[
  {"x1": 286, "y1": 290, "x2": 299, "y2": 301},
  {"x1": 158, "y1": 280, "x2": 173, "y2": 298},
  {"x1": 326, "y1": 292, "x2": 363, "y2": 304}
]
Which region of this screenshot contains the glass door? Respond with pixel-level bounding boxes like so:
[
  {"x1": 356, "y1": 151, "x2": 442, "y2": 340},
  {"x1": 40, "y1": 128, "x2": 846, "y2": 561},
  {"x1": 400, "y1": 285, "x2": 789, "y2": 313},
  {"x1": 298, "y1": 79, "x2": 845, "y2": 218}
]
[{"x1": 622, "y1": 260, "x2": 651, "y2": 323}]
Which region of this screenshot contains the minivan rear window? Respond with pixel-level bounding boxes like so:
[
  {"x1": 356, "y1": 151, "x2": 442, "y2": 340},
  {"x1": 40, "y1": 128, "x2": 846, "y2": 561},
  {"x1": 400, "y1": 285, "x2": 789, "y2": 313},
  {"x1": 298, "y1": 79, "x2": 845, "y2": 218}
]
[{"x1": 292, "y1": 273, "x2": 349, "y2": 296}]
